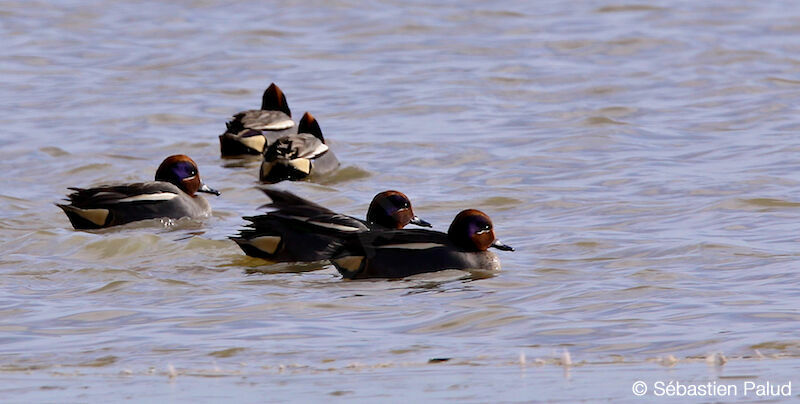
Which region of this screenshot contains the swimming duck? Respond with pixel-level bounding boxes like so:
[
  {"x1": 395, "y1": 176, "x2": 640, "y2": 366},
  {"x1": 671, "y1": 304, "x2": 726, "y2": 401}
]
[
  {"x1": 259, "y1": 112, "x2": 339, "y2": 183},
  {"x1": 231, "y1": 189, "x2": 431, "y2": 262},
  {"x1": 57, "y1": 155, "x2": 220, "y2": 229},
  {"x1": 331, "y1": 209, "x2": 514, "y2": 279},
  {"x1": 219, "y1": 83, "x2": 295, "y2": 156}
]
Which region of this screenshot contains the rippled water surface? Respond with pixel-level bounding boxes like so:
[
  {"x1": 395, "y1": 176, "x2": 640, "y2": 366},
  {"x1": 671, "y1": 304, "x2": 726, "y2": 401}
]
[{"x1": 2, "y1": 0, "x2": 800, "y2": 401}]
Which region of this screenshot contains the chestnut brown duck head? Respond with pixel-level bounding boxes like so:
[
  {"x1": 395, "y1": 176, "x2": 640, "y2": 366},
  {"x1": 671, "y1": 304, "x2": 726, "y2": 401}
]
[
  {"x1": 448, "y1": 209, "x2": 514, "y2": 252},
  {"x1": 367, "y1": 190, "x2": 431, "y2": 229},
  {"x1": 261, "y1": 82, "x2": 291, "y2": 117},
  {"x1": 155, "y1": 154, "x2": 219, "y2": 196}
]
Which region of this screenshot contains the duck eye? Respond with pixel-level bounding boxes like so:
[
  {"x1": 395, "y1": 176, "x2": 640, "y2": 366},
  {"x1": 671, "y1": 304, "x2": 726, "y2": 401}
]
[{"x1": 475, "y1": 223, "x2": 492, "y2": 235}]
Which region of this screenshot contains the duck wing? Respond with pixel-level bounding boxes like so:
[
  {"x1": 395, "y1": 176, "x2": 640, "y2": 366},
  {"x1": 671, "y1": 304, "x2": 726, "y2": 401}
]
[
  {"x1": 227, "y1": 110, "x2": 294, "y2": 133},
  {"x1": 63, "y1": 182, "x2": 183, "y2": 208},
  {"x1": 242, "y1": 189, "x2": 368, "y2": 256},
  {"x1": 244, "y1": 211, "x2": 367, "y2": 235},
  {"x1": 264, "y1": 134, "x2": 329, "y2": 161},
  {"x1": 235, "y1": 210, "x2": 367, "y2": 262},
  {"x1": 258, "y1": 188, "x2": 367, "y2": 230},
  {"x1": 258, "y1": 188, "x2": 334, "y2": 215}
]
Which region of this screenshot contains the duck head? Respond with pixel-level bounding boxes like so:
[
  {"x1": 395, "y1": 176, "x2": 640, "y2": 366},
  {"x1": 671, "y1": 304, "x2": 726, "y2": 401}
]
[
  {"x1": 261, "y1": 83, "x2": 291, "y2": 117},
  {"x1": 155, "y1": 155, "x2": 220, "y2": 196},
  {"x1": 366, "y1": 190, "x2": 432, "y2": 229},
  {"x1": 297, "y1": 112, "x2": 325, "y2": 143},
  {"x1": 448, "y1": 209, "x2": 513, "y2": 252}
]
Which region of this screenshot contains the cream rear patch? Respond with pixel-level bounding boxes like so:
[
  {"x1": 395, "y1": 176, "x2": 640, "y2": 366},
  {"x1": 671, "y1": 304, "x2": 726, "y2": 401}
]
[
  {"x1": 248, "y1": 236, "x2": 282, "y2": 254},
  {"x1": 288, "y1": 158, "x2": 311, "y2": 174},
  {"x1": 72, "y1": 207, "x2": 109, "y2": 226},
  {"x1": 377, "y1": 243, "x2": 445, "y2": 250},
  {"x1": 279, "y1": 215, "x2": 360, "y2": 232},
  {"x1": 238, "y1": 134, "x2": 266, "y2": 152},
  {"x1": 116, "y1": 193, "x2": 179, "y2": 203},
  {"x1": 307, "y1": 221, "x2": 361, "y2": 232},
  {"x1": 333, "y1": 256, "x2": 364, "y2": 273}
]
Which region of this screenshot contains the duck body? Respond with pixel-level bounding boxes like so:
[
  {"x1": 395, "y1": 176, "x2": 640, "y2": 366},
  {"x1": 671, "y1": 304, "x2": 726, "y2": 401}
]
[
  {"x1": 232, "y1": 189, "x2": 430, "y2": 262},
  {"x1": 260, "y1": 112, "x2": 339, "y2": 183},
  {"x1": 331, "y1": 229, "x2": 501, "y2": 279},
  {"x1": 220, "y1": 83, "x2": 295, "y2": 156},
  {"x1": 57, "y1": 155, "x2": 219, "y2": 230},
  {"x1": 331, "y1": 209, "x2": 513, "y2": 279},
  {"x1": 58, "y1": 182, "x2": 211, "y2": 229}
]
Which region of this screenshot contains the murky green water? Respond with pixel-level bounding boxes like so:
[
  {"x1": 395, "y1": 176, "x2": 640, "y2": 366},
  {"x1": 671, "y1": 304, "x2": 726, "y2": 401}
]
[{"x1": 1, "y1": 0, "x2": 799, "y2": 401}]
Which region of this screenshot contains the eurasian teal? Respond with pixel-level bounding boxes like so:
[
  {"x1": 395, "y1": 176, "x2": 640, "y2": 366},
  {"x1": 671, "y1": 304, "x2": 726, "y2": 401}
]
[
  {"x1": 259, "y1": 112, "x2": 340, "y2": 183},
  {"x1": 232, "y1": 189, "x2": 430, "y2": 262},
  {"x1": 219, "y1": 83, "x2": 294, "y2": 156},
  {"x1": 57, "y1": 155, "x2": 219, "y2": 229},
  {"x1": 331, "y1": 209, "x2": 513, "y2": 279}
]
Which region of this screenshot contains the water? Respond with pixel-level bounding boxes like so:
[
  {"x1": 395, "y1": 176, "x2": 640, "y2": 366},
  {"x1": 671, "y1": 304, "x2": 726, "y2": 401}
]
[{"x1": 2, "y1": 0, "x2": 800, "y2": 401}]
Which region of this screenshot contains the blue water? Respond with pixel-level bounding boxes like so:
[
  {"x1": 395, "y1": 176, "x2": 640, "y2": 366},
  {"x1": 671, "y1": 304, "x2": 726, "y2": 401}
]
[{"x1": 1, "y1": 0, "x2": 799, "y2": 401}]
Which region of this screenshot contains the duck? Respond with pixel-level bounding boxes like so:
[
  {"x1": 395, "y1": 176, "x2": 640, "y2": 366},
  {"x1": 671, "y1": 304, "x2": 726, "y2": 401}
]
[
  {"x1": 57, "y1": 155, "x2": 220, "y2": 229},
  {"x1": 330, "y1": 209, "x2": 514, "y2": 279},
  {"x1": 259, "y1": 112, "x2": 339, "y2": 183},
  {"x1": 231, "y1": 188, "x2": 431, "y2": 262},
  {"x1": 219, "y1": 83, "x2": 295, "y2": 156}
]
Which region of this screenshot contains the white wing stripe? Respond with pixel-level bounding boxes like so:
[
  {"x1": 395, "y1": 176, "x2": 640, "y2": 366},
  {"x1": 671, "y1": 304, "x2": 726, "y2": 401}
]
[
  {"x1": 257, "y1": 119, "x2": 294, "y2": 131},
  {"x1": 307, "y1": 221, "x2": 362, "y2": 232},
  {"x1": 116, "y1": 192, "x2": 179, "y2": 203},
  {"x1": 299, "y1": 143, "x2": 329, "y2": 158}
]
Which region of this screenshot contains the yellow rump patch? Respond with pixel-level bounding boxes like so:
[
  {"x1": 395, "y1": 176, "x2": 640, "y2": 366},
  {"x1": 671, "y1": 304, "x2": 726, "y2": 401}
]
[
  {"x1": 288, "y1": 158, "x2": 311, "y2": 174},
  {"x1": 74, "y1": 207, "x2": 109, "y2": 226},
  {"x1": 249, "y1": 236, "x2": 281, "y2": 254},
  {"x1": 238, "y1": 134, "x2": 267, "y2": 153},
  {"x1": 333, "y1": 256, "x2": 364, "y2": 273}
]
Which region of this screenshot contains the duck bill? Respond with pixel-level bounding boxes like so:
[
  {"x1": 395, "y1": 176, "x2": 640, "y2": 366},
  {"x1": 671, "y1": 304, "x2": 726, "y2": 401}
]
[
  {"x1": 490, "y1": 239, "x2": 514, "y2": 251},
  {"x1": 409, "y1": 215, "x2": 432, "y2": 228},
  {"x1": 198, "y1": 183, "x2": 221, "y2": 196}
]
